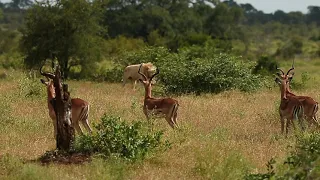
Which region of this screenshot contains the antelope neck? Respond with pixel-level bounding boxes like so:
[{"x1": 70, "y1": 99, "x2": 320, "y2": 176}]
[
  {"x1": 286, "y1": 85, "x2": 296, "y2": 96},
  {"x1": 144, "y1": 84, "x2": 152, "y2": 99},
  {"x1": 280, "y1": 82, "x2": 287, "y2": 100},
  {"x1": 47, "y1": 85, "x2": 55, "y2": 100}
]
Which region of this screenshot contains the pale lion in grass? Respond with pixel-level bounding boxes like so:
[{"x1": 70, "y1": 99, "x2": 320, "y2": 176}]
[{"x1": 122, "y1": 62, "x2": 156, "y2": 89}]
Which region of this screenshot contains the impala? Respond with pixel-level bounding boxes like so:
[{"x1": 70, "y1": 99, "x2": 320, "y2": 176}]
[
  {"x1": 138, "y1": 64, "x2": 179, "y2": 128},
  {"x1": 40, "y1": 66, "x2": 92, "y2": 138},
  {"x1": 275, "y1": 73, "x2": 304, "y2": 136},
  {"x1": 277, "y1": 67, "x2": 319, "y2": 128}
]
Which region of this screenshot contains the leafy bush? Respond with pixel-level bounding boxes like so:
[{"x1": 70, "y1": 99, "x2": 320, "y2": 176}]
[
  {"x1": 98, "y1": 66, "x2": 124, "y2": 82},
  {"x1": 252, "y1": 55, "x2": 279, "y2": 76},
  {"x1": 290, "y1": 72, "x2": 310, "y2": 90},
  {"x1": 73, "y1": 115, "x2": 168, "y2": 161},
  {"x1": 158, "y1": 53, "x2": 263, "y2": 94},
  {"x1": 245, "y1": 132, "x2": 320, "y2": 179},
  {"x1": 275, "y1": 37, "x2": 303, "y2": 59},
  {"x1": 18, "y1": 72, "x2": 45, "y2": 98},
  {"x1": 244, "y1": 158, "x2": 275, "y2": 180},
  {"x1": 105, "y1": 46, "x2": 263, "y2": 95},
  {"x1": 0, "y1": 53, "x2": 24, "y2": 69},
  {"x1": 281, "y1": 133, "x2": 320, "y2": 179}
]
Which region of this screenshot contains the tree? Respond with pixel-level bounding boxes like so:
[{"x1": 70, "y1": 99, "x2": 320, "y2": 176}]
[
  {"x1": 20, "y1": 0, "x2": 105, "y2": 79},
  {"x1": 0, "y1": 8, "x2": 3, "y2": 21},
  {"x1": 40, "y1": 65, "x2": 75, "y2": 150},
  {"x1": 307, "y1": 6, "x2": 320, "y2": 25},
  {"x1": 8, "y1": 0, "x2": 33, "y2": 9},
  {"x1": 204, "y1": 3, "x2": 243, "y2": 39}
]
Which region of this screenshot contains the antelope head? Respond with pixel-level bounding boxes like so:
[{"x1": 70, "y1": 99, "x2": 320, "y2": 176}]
[{"x1": 138, "y1": 64, "x2": 159, "y2": 88}]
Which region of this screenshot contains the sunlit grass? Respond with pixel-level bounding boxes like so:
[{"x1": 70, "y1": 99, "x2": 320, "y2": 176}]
[{"x1": 1, "y1": 59, "x2": 320, "y2": 179}]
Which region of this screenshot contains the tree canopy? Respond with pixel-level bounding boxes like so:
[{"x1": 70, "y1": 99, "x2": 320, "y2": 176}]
[{"x1": 20, "y1": 0, "x2": 105, "y2": 78}]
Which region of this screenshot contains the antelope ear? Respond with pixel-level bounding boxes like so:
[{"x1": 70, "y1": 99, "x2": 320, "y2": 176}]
[
  {"x1": 139, "y1": 79, "x2": 147, "y2": 84},
  {"x1": 40, "y1": 79, "x2": 48, "y2": 85},
  {"x1": 288, "y1": 76, "x2": 293, "y2": 82},
  {"x1": 276, "y1": 72, "x2": 282, "y2": 77},
  {"x1": 274, "y1": 77, "x2": 281, "y2": 85}
]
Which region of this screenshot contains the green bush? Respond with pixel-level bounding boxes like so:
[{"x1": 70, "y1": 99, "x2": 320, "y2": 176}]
[
  {"x1": 0, "y1": 53, "x2": 24, "y2": 69},
  {"x1": 18, "y1": 72, "x2": 45, "y2": 98},
  {"x1": 105, "y1": 46, "x2": 263, "y2": 95},
  {"x1": 73, "y1": 115, "x2": 168, "y2": 161},
  {"x1": 252, "y1": 56, "x2": 279, "y2": 76},
  {"x1": 245, "y1": 132, "x2": 320, "y2": 179},
  {"x1": 290, "y1": 72, "x2": 310, "y2": 90},
  {"x1": 275, "y1": 37, "x2": 303, "y2": 59},
  {"x1": 158, "y1": 53, "x2": 262, "y2": 94}
]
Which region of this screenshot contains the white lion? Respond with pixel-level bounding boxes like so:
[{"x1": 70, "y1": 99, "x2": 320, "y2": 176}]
[{"x1": 122, "y1": 62, "x2": 156, "y2": 89}]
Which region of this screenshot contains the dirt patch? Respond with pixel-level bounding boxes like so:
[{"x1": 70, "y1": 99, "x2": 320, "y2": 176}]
[{"x1": 38, "y1": 150, "x2": 91, "y2": 165}]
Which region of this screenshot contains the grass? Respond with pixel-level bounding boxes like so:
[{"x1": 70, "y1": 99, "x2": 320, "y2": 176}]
[{"x1": 1, "y1": 59, "x2": 320, "y2": 179}]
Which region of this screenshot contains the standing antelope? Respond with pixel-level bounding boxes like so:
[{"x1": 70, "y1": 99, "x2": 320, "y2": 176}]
[
  {"x1": 40, "y1": 66, "x2": 92, "y2": 138},
  {"x1": 277, "y1": 66, "x2": 319, "y2": 128},
  {"x1": 275, "y1": 71, "x2": 304, "y2": 136},
  {"x1": 138, "y1": 64, "x2": 179, "y2": 128}
]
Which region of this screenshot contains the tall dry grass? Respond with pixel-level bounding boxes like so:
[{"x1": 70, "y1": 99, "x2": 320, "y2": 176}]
[{"x1": 0, "y1": 62, "x2": 319, "y2": 179}]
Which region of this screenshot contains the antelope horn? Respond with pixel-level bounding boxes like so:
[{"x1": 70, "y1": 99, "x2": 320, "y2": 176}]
[
  {"x1": 286, "y1": 59, "x2": 295, "y2": 75},
  {"x1": 286, "y1": 67, "x2": 294, "y2": 76},
  {"x1": 149, "y1": 67, "x2": 159, "y2": 82},
  {"x1": 138, "y1": 64, "x2": 148, "y2": 81},
  {"x1": 40, "y1": 65, "x2": 55, "y2": 79},
  {"x1": 276, "y1": 67, "x2": 285, "y2": 76}
]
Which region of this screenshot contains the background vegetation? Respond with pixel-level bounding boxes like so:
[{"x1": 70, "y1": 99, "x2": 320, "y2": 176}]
[{"x1": 1, "y1": 0, "x2": 320, "y2": 179}]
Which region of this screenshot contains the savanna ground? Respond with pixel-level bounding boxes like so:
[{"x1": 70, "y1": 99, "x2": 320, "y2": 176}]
[{"x1": 1, "y1": 59, "x2": 320, "y2": 180}]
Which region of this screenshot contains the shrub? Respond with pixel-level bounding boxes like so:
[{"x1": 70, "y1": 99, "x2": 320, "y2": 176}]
[
  {"x1": 0, "y1": 53, "x2": 24, "y2": 69},
  {"x1": 281, "y1": 133, "x2": 320, "y2": 179},
  {"x1": 245, "y1": 132, "x2": 320, "y2": 179},
  {"x1": 157, "y1": 53, "x2": 263, "y2": 94},
  {"x1": 105, "y1": 46, "x2": 263, "y2": 95},
  {"x1": 289, "y1": 72, "x2": 310, "y2": 90},
  {"x1": 73, "y1": 115, "x2": 168, "y2": 161},
  {"x1": 275, "y1": 37, "x2": 303, "y2": 59},
  {"x1": 252, "y1": 55, "x2": 279, "y2": 76},
  {"x1": 18, "y1": 72, "x2": 45, "y2": 98}
]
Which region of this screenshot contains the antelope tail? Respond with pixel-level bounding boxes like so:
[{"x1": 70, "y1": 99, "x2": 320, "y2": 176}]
[
  {"x1": 170, "y1": 103, "x2": 179, "y2": 120},
  {"x1": 313, "y1": 103, "x2": 318, "y2": 116},
  {"x1": 78, "y1": 104, "x2": 89, "y2": 123},
  {"x1": 293, "y1": 105, "x2": 303, "y2": 120}
]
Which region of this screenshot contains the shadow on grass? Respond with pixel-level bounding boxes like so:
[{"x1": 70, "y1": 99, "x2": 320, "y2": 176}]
[{"x1": 29, "y1": 150, "x2": 92, "y2": 165}]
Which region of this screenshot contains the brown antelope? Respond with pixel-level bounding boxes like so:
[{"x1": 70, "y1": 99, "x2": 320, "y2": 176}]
[
  {"x1": 40, "y1": 66, "x2": 92, "y2": 138},
  {"x1": 277, "y1": 67, "x2": 319, "y2": 128},
  {"x1": 275, "y1": 72, "x2": 304, "y2": 136},
  {"x1": 138, "y1": 64, "x2": 179, "y2": 128}
]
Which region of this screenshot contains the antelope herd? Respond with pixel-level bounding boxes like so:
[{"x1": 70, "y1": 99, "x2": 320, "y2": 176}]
[{"x1": 39, "y1": 61, "x2": 319, "y2": 139}]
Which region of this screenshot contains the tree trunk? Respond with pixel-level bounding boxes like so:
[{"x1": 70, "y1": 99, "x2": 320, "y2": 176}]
[{"x1": 51, "y1": 65, "x2": 75, "y2": 151}]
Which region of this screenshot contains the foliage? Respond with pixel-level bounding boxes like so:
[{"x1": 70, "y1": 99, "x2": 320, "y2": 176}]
[
  {"x1": 252, "y1": 55, "x2": 279, "y2": 76},
  {"x1": 159, "y1": 53, "x2": 262, "y2": 94},
  {"x1": 0, "y1": 52, "x2": 24, "y2": 69},
  {"x1": 275, "y1": 37, "x2": 303, "y2": 59},
  {"x1": 244, "y1": 158, "x2": 276, "y2": 180},
  {"x1": 0, "y1": 29, "x2": 20, "y2": 55},
  {"x1": 73, "y1": 115, "x2": 168, "y2": 161},
  {"x1": 17, "y1": 72, "x2": 45, "y2": 98},
  {"x1": 245, "y1": 132, "x2": 320, "y2": 179},
  {"x1": 194, "y1": 150, "x2": 251, "y2": 179},
  {"x1": 289, "y1": 72, "x2": 311, "y2": 90},
  {"x1": 20, "y1": 0, "x2": 105, "y2": 79},
  {"x1": 108, "y1": 46, "x2": 263, "y2": 94}
]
